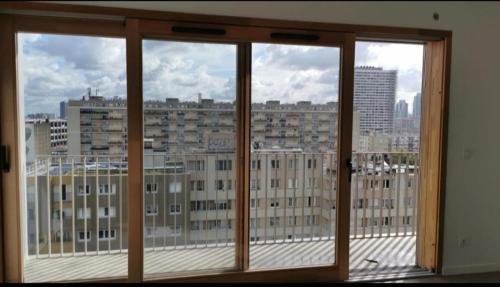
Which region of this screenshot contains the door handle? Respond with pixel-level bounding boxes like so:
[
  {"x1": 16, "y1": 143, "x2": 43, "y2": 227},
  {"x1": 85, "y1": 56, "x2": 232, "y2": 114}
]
[
  {"x1": 346, "y1": 158, "x2": 352, "y2": 183},
  {"x1": 1, "y1": 145, "x2": 10, "y2": 172}
]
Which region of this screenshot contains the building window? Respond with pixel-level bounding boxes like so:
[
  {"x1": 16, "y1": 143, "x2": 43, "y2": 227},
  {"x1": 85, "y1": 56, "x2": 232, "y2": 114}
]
[
  {"x1": 98, "y1": 229, "x2": 116, "y2": 241},
  {"x1": 215, "y1": 159, "x2": 232, "y2": 171},
  {"x1": 383, "y1": 179, "x2": 390, "y2": 188},
  {"x1": 99, "y1": 184, "x2": 116, "y2": 195},
  {"x1": 288, "y1": 178, "x2": 297, "y2": 189},
  {"x1": 77, "y1": 208, "x2": 91, "y2": 219},
  {"x1": 403, "y1": 216, "x2": 412, "y2": 225},
  {"x1": 383, "y1": 199, "x2": 394, "y2": 209},
  {"x1": 145, "y1": 183, "x2": 158, "y2": 194},
  {"x1": 217, "y1": 200, "x2": 230, "y2": 210},
  {"x1": 306, "y1": 196, "x2": 316, "y2": 207},
  {"x1": 77, "y1": 185, "x2": 91, "y2": 196},
  {"x1": 78, "y1": 231, "x2": 91, "y2": 242},
  {"x1": 250, "y1": 198, "x2": 260, "y2": 209},
  {"x1": 61, "y1": 184, "x2": 69, "y2": 201},
  {"x1": 306, "y1": 215, "x2": 317, "y2": 225},
  {"x1": 215, "y1": 180, "x2": 225, "y2": 191},
  {"x1": 250, "y1": 179, "x2": 257, "y2": 190},
  {"x1": 307, "y1": 159, "x2": 317, "y2": 169},
  {"x1": 170, "y1": 204, "x2": 181, "y2": 215},
  {"x1": 269, "y1": 217, "x2": 280, "y2": 227},
  {"x1": 288, "y1": 197, "x2": 296, "y2": 207},
  {"x1": 271, "y1": 159, "x2": 280, "y2": 169},
  {"x1": 99, "y1": 207, "x2": 116, "y2": 218},
  {"x1": 270, "y1": 199, "x2": 279, "y2": 208},
  {"x1": 383, "y1": 216, "x2": 393, "y2": 226},
  {"x1": 187, "y1": 160, "x2": 205, "y2": 171},
  {"x1": 190, "y1": 180, "x2": 205, "y2": 192},
  {"x1": 169, "y1": 182, "x2": 182, "y2": 193},
  {"x1": 288, "y1": 216, "x2": 297, "y2": 226},
  {"x1": 407, "y1": 197, "x2": 413, "y2": 207},
  {"x1": 146, "y1": 205, "x2": 158, "y2": 216},
  {"x1": 251, "y1": 160, "x2": 261, "y2": 170}
]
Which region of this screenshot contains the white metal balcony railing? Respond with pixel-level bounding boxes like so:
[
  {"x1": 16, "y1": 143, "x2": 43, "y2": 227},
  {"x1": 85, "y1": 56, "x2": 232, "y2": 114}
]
[{"x1": 24, "y1": 152, "x2": 419, "y2": 262}]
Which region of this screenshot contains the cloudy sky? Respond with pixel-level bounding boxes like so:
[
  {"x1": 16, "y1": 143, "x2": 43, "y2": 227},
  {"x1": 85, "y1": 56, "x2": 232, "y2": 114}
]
[{"x1": 19, "y1": 33, "x2": 423, "y2": 116}]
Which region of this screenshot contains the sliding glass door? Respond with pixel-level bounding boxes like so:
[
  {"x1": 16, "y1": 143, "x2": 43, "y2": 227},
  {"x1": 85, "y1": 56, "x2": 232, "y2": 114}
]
[
  {"x1": 142, "y1": 39, "x2": 238, "y2": 277},
  {"x1": 17, "y1": 32, "x2": 129, "y2": 282},
  {"x1": 1, "y1": 16, "x2": 355, "y2": 282},
  {"x1": 249, "y1": 43, "x2": 341, "y2": 269}
]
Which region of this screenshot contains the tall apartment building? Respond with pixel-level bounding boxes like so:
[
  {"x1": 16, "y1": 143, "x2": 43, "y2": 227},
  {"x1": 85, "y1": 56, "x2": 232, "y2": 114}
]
[
  {"x1": 67, "y1": 96, "x2": 339, "y2": 158},
  {"x1": 392, "y1": 96, "x2": 421, "y2": 152},
  {"x1": 252, "y1": 100, "x2": 338, "y2": 153},
  {"x1": 67, "y1": 95, "x2": 128, "y2": 158},
  {"x1": 395, "y1": 99, "x2": 409, "y2": 118},
  {"x1": 354, "y1": 66, "x2": 397, "y2": 134},
  {"x1": 25, "y1": 118, "x2": 68, "y2": 162},
  {"x1": 60, "y1": 101, "x2": 67, "y2": 119},
  {"x1": 412, "y1": 92, "x2": 421, "y2": 118}
]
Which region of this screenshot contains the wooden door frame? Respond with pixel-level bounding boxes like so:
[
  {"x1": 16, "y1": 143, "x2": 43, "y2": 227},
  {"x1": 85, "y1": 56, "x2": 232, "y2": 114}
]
[
  {"x1": 128, "y1": 18, "x2": 355, "y2": 283},
  {"x1": 417, "y1": 38, "x2": 452, "y2": 273},
  {"x1": 0, "y1": 2, "x2": 451, "y2": 283}
]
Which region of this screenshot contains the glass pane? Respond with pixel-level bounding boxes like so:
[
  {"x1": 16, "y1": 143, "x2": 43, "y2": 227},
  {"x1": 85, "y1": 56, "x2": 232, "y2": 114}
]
[
  {"x1": 142, "y1": 40, "x2": 237, "y2": 277},
  {"x1": 249, "y1": 43, "x2": 340, "y2": 269},
  {"x1": 350, "y1": 41, "x2": 423, "y2": 275},
  {"x1": 19, "y1": 33, "x2": 128, "y2": 282}
]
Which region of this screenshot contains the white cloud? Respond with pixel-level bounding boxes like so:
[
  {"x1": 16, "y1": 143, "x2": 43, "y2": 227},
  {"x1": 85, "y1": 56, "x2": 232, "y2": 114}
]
[
  {"x1": 19, "y1": 33, "x2": 126, "y2": 116},
  {"x1": 142, "y1": 40, "x2": 236, "y2": 103},
  {"x1": 252, "y1": 43, "x2": 340, "y2": 104},
  {"x1": 19, "y1": 34, "x2": 423, "y2": 117}
]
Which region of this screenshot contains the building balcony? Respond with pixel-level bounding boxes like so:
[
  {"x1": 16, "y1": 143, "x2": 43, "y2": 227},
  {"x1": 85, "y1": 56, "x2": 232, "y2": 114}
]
[{"x1": 23, "y1": 152, "x2": 419, "y2": 282}]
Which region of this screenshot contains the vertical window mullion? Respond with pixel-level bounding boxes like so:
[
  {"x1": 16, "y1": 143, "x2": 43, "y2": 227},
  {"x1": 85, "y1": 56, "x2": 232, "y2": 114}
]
[
  {"x1": 126, "y1": 19, "x2": 144, "y2": 283},
  {"x1": 236, "y1": 42, "x2": 252, "y2": 271}
]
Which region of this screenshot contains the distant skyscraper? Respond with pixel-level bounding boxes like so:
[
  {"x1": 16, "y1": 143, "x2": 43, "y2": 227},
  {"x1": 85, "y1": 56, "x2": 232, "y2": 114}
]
[
  {"x1": 395, "y1": 99, "x2": 409, "y2": 118},
  {"x1": 412, "y1": 93, "x2": 421, "y2": 118},
  {"x1": 60, "y1": 101, "x2": 67, "y2": 119},
  {"x1": 353, "y1": 66, "x2": 397, "y2": 134}
]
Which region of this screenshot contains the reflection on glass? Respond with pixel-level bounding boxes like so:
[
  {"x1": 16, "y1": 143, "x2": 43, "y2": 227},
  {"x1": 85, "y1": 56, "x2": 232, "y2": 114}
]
[
  {"x1": 249, "y1": 43, "x2": 340, "y2": 269},
  {"x1": 19, "y1": 33, "x2": 128, "y2": 282},
  {"x1": 142, "y1": 40, "x2": 237, "y2": 277}
]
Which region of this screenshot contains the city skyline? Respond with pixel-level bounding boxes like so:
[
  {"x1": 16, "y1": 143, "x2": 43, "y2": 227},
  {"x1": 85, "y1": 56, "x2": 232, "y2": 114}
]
[{"x1": 19, "y1": 33, "x2": 423, "y2": 116}]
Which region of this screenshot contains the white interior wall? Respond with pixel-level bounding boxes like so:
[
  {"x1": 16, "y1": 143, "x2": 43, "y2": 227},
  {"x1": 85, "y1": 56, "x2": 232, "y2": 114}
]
[{"x1": 49, "y1": 1, "x2": 500, "y2": 275}]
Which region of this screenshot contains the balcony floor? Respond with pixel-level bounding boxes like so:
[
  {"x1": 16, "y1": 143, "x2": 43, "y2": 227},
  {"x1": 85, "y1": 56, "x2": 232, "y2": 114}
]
[{"x1": 24, "y1": 236, "x2": 417, "y2": 282}]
